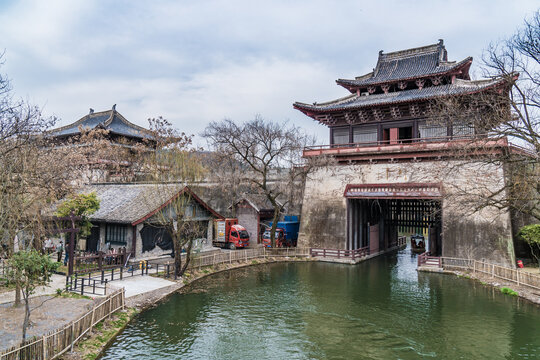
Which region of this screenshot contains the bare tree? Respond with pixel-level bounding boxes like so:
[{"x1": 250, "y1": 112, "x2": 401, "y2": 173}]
[
  {"x1": 430, "y1": 11, "x2": 540, "y2": 222},
  {"x1": 142, "y1": 117, "x2": 206, "y2": 276},
  {"x1": 202, "y1": 116, "x2": 317, "y2": 247},
  {"x1": 0, "y1": 55, "x2": 83, "y2": 304}
]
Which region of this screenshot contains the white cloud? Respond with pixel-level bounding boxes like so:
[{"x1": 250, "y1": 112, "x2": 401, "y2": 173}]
[
  {"x1": 1, "y1": 0, "x2": 539, "y2": 148},
  {"x1": 34, "y1": 57, "x2": 338, "y2": 145}
]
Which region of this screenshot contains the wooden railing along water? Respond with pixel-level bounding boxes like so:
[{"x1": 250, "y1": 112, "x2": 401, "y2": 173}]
[
  {"x1": 0, "y1": 288, "x2": 125, "y2": 360},
  {"x1": 310, "y1": 246, "x2": 370, "y2": 260},
  {"x1": 417, "y1": 251, "x2": 442, "y2": 267},
  {"x1": 440, "y1": 257, "x2": 540, "y2": 291},
  {"x1": 149, "y1": 247, "x2": 311, "y2": 279},
  {"x1": 418, "y1": 254, "x2": 540, "y2": 291}
]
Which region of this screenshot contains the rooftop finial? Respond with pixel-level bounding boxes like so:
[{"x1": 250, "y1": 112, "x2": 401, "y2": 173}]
[
  {"x1": 89, "y1": 108, "x2": 94, "y2": 114},
  {"x1": 112, "y1": 104, "x2": 116, "y2": 111},
  {"x1": 438, "y1": 39, "x2": 444, "y2": 45}
]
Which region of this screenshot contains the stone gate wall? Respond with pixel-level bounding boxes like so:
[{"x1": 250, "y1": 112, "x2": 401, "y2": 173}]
[{"x1": 299, "y1": 160, "x2": 515, "y2": 266}]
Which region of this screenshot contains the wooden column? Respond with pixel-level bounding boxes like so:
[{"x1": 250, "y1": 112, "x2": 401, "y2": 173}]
[
  {"x1": 390, "y1": 128, "x2": 399, "y2": 145},
  {"x1": 131, "y1": 225, "x2": 137, "y2": 257},
  {"x1": 348, "y1": 200, "x2": 352, "y2": 250}
]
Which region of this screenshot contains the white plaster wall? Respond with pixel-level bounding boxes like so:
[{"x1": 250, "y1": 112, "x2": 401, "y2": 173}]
[{"x1": 299, "y1": 160, "x2": 515, "y2": 265}]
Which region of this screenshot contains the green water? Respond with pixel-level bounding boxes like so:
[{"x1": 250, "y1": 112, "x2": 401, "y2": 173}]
[{"x1": 101, "y1": 250, "x2": 540, "y2": 359}]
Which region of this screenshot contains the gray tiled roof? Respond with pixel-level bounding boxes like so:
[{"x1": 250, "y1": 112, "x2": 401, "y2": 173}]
[
  {"x1": 51, "y1": 109, "x2": 152, "y2": 140},
  {"x1": 82, "y1": 184, "x2": 181, "y2": 224},
  {"x1": 57, "y1": 184, "x2": 222, "y2": 225},
  {"x1": 234, "y1": 194, "x2": 283, "y2": 212},
  {"x1": 336, "y1": 41, "x2": 471, "y2": 88},
  {"x1": 294, "y1": 78, "x2": 504, "y2": 112}
]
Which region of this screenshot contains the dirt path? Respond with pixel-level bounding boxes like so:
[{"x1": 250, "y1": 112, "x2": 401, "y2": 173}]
[{"x1": 0, "y1": 295, "x2": 94, "y2": 351}]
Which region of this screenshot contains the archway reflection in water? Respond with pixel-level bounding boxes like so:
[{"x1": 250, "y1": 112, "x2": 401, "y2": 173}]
[{"x1": 101, "y1": 249, "x2": 540, "y2": 359}]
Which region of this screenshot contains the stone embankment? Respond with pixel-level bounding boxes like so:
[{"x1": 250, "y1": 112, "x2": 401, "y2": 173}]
[{"x1": 444, "y1": 269, "x2": 540, "y2": 306}]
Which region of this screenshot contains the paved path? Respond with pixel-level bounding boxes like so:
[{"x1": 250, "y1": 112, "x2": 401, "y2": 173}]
[
  {"x1": 0, "y1": 274, "x2": 66, "y2": 304},
  {"x1": 108, "y1": 276, "x2": 176, "y2": 298}
]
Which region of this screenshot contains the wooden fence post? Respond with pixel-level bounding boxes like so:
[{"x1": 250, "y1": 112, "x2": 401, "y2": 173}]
[
  {"x1": 70, "y1": 322, "x2": 74, "y2": 352},
  {"x1": 90, "y1": 307, "x2": 95, "y2": 331},
  {"x1": 42, "y1": 335, "x2": 47, "y2": 360},
  {"x1": 108, "y1": 296, "x2": 112, "y2": 319},
  {"x1": 517, "y1": 270, "x2": 520, "y2": 286}
]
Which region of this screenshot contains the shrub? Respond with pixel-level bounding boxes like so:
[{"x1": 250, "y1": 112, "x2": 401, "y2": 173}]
[{"x1": 500, "y1": 287, "x2": 518, "y2": 296}]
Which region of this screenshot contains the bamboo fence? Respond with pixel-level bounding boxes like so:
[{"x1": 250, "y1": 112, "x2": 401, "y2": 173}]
[
  {"x1": 148, "y1": 247, "x2": 311, "y2": 278},
  {"x1": 441, "y1": 257, "x2": 540, "y2": 291},
  {"x1": 0, "y1": 288, "x2": 125, "y2": 360},
  {"x1": 186, "y1": 247, "x2": 311, "y2": 269}
]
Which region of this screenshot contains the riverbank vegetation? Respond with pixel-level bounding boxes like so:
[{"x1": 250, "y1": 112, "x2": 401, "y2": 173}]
[
  {"x1": 500, "y1": 287, "x2": 519, "y2": 296},
  {"x1": 65, "y1": 308, "x2": 138, "y2": 360}
]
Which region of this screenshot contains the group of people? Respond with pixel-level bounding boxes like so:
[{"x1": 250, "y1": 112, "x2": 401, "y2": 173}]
[
  {"x1": 105, "y1": 246, "x2": 127, "y2": 265},
  {"x1": 42, "y1": 239, "x2": 127, "y2": 266},
  {"x1": 42, "y1": 239, "x2": 69, "y2": 265}
]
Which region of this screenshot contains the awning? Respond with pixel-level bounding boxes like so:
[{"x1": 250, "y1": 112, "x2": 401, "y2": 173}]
[{"x1": 344, "y1": 183, "x2": 442, "y2": 199}]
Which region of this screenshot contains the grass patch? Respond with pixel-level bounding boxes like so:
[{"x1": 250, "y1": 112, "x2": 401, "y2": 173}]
[
  {"x1": 0, "y1": 281, "x2": 17, "y2": 291},
  {"x1": 500, "y1": 287, "x2": 518, "y2": 296},
  {"x1": 55, "y1": 290, "x2": 92, "y2": 300},
  {"x1": 75, "y1": 307, "x2": 137, "y2": 360},
  {"x1": 251, "y1": 260, "x2": 258, "y2": 265},
  {"x1": 56, "y1": 264, "x2": 68, "y2": 274}
]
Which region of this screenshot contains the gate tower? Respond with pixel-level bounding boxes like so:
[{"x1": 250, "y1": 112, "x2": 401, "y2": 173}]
[{"x1": 294, "y1": 40, "x2": 521, "y2": 265}]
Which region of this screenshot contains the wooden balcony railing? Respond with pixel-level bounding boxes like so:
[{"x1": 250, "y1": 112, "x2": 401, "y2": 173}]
[
  {"x1": 310, "y1": 246, "x2": 370, "y2": 260},
  {"x1": 303, "y1": 135, "x2": 537, "y2": 159},
  {"x1": 304, "y1": 135, "x2": 479, "y2": 152}
]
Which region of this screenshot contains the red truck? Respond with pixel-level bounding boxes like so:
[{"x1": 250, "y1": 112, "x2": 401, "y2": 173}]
[
  {"x1": 213, "y1": 218, "x2": 250, "y2": 250},
  {"x1": 262, "y1": 228, "x2": 289, "y2": 248}
]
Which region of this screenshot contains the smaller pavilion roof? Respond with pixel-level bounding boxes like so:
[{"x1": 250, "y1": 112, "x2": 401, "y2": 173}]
[
  {"x1": 336, "y1": 40, "x2": 472, "y2": 91},
  {"x1": 50, "y1": 106, "x2": 152, "y2": 140},
  {"x1": 232, "y1": 194, "x2": 283, "y2": 213}
]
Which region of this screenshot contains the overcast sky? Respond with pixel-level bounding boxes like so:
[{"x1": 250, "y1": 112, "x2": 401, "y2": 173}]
[{"x1": 1, "y1": 0, "x2": 538, "y2": 145}]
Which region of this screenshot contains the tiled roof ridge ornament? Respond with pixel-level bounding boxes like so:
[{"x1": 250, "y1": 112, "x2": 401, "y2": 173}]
[{"x1": 49, "y1": 105, "x2": 154, "y2": 141}]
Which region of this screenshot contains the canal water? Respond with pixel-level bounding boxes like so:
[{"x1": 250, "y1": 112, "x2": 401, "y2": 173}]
[{"x1": 101, "y1": 249, "x2": 540, "y2": 359}]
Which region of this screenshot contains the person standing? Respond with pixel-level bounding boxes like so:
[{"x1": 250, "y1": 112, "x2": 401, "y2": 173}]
[
  {"x1": 57, "y1": 241, "x2": 64, "y2": 262},
  {"x1": 64, "y1": 241, "x2": 69, "y2": 266},
  {"x1": 44, "y1": 238, "x2": 53, "y2": 254}
]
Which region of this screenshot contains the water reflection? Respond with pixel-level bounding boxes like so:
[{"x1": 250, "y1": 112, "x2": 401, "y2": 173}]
[{"x1": 101, "y1": 250, "x2": 540, "y2": 359}]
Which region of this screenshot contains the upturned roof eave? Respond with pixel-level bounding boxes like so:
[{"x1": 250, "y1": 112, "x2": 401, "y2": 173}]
[
  {"x1": 49, "y1": 110, "x2": 113, "y2": 135},
  {"x1": 335, "y1": 57, "x2": 473, "y2": 92},
  {"x1": 293, "y1": 76, "x2": 509, "y2": 118},
  {"x1": 49, "y1": 109, "x2": 155, "y2": 140}
]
